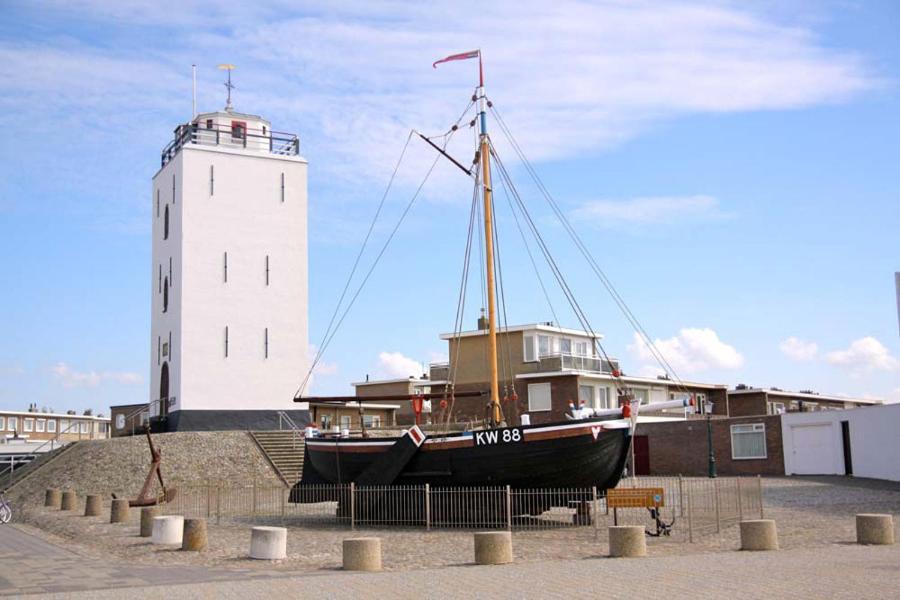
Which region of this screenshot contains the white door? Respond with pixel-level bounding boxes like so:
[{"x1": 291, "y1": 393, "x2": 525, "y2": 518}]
[{"x1": 790, "y1": 424, "x2": 835, "y2": 474}]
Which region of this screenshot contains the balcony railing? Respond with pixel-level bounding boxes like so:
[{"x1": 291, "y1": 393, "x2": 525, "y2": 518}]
[
  {"x1": 538, "y1": 353, "x2": 619, "y2": 374},
  {"x1": 161, "y1": 123, "x2": 300, "y2": 167}
]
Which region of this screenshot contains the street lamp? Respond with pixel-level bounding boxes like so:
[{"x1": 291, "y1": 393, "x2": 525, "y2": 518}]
[{"x1": 705, "y1": 400, "x2": 717, "y2": 478}]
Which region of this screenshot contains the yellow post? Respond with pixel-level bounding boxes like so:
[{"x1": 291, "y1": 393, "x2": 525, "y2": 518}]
[{"x1": 480, "y1": 136, "x2": 502, "y2": 426}]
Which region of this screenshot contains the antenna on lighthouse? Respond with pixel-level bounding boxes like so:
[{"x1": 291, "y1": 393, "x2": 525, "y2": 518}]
[
  {"x1": 218, "y1": 63, "x2": 236, "y2": 112},
  {"x1": 191, "y1": 64, "x2": 197, "y2": 118}
]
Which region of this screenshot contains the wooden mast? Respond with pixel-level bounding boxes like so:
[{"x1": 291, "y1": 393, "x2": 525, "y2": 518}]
[{"x1": 476, "y1": 54, "x2": 503, "y2": 427}]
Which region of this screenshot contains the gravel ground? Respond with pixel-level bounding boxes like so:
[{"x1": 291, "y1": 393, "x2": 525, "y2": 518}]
[
  {"x1": 8, "y1": 432, "x2": 280, "y2": 506},
  {"x1": 13, "y1": 476, "x2": 899, "y2": 574}
]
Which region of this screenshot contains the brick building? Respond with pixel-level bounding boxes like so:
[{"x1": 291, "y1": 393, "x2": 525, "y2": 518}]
[{"x1": 726, "y1": 387, "x2": 878, "y2": 417}]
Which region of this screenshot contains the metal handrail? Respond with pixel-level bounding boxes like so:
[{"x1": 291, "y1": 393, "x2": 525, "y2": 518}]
[
  {"x1": 0, "y1": 420, "x2": 83, "y2": 488},
  {"x1": 276, "y1": 411, "x2": 305, "y2": 450},
  {"x1": 161, "y1": 122, "x2": 300, "y2": 167}
]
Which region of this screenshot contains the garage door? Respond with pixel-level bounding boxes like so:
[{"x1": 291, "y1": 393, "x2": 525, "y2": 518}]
[{"x1": 790, "y1": 424, "x2": 835, "y2": 475}]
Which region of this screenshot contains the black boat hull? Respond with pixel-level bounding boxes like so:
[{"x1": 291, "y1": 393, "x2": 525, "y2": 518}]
[{"x1": 291, "y1": 419, "x2": 631, "y2": 501}]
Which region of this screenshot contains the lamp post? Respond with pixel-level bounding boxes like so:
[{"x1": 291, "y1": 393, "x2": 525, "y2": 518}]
[{"x1": 705, "y1": 400, "x2": 717, "y2": 478}]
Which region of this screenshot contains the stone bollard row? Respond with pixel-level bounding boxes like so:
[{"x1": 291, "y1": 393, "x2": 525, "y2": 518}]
[
  {"x1": 856, "y1": 514, "x2": 894, "y2": 546},
  {"x1": 740, "y1": 519, "x2": 778, "y2": 551},
  {"x1": 83, "y1": 495, "x2": 103, "y2": 517},
  {"x1": 60, "y1": 490, "x2": 77, "y2": 511},
  {"x1": 182, "y1": 518, "x2": 208, "y2": 552},
  {"x1": 152, "y1": 515, "x2": 185, "y2": 545},
  {"x1": 45, "y1": 489, "x2": 62, "y2": 509},
  {"x1": 250, "y1": 526, "x2": 287, "y2": 560},
  {"x1": 473, "y1": 531, "x2": 513, "y2": 565},
  {"x1": 343, "y1": 538, "x2": 382, "y2": 571},
  {"x1": 110, "y1": 498, "x2": 130, "y2": 523},
  {"x1": 608, "y1": 526, "x2": 647, "y2": 558},
  {"x1": 140, "y1": 506, "x2": 161, "y2": 537}
]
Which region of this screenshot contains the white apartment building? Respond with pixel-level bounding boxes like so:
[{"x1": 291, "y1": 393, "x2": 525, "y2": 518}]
[{"x1": 149, "y1": 101, "x2": 310, "y2": 430}]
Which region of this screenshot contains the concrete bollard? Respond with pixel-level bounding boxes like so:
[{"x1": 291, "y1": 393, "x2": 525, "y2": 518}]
[
  {"x1": 608, "y1": 526, "x2": 647, "y2": 558},
  {"x1": 740, "y1": 519, "x2": 779, "y2": 551},
  {"x1": 110, "y1": 498, "x2": 131, "y2": 523},
  {"x1": 60, "y1": 490, "x2": 77, "y2": 511},
  {"x1": 342, "y1": 537, "x2": 382, "y2": 571},
  {"x1": 45, "y1": 489, "x2": 62, "y2": 508},
  {"x1": 152, "y1": 515, "x2": 185, "y2": 545},
  {"x1": 249, "y1": 526, "x2": 287, "y2": 560},
  {"x1": 856, "y1": 514, "x2": 894, "y2": 546},
  {"x1": 140, "y1": 506, "x2": 161, "y2": 537},
  {"x1": 473, "y1": 531, "x2": 513, "y2": 565},
  {"x1": 83, "y1": 495, "x2": 103, "y2": 517},
  {"x1": 182, "y1": 518, "x2": 209, "y2": 552}
]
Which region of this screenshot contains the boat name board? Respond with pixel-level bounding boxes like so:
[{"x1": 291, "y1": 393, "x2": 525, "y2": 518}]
[{"x1": 474, "y1": 427, "x2": 523, "y2": 446}]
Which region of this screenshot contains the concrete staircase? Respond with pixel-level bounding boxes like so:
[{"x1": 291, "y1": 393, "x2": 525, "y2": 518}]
[{"x1": 248, "y1": 431, "x2": 305, "y2": 487}]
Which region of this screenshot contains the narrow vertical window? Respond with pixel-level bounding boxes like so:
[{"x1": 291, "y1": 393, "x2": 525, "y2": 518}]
[
  {"x1": 265, "y1": 255, "x2": 269, "y2": 286},
  {"x1": 157, "y1": 336, "x2": 161, "y2": 365},
  {"x1": 158, "y1": 265, "x2": 162, "y2": 293},
  {"x1": 224, "y1": 252, "x2": 228, "y2": 282},
  {"x1": 264, "y1": 327, "x2": 269, "y2": 358},
  {"x1": 163, "y1": 277, "x2": 169, "y2": 312},
  {"x1": 224, "y1": 326, "x2": 229, "y2": 357},
  {"x1": 209, "y1": 165, "x2": 214, "y2": 196},
  {"x1": 156, "y1": 190, "x2": 160, "y2": 217},
  {"x1": 168, "y1": 331, "x2": 172, "y2": 361},
  {"x1": 164, "y1": 205, "x2": 169, "y2": 240},
  {"x1": 169, "y1": 257, "x2": 173, "y2": 285},
  {"x1": 280, "y1": 172, "x2": 285, "y2": 202},
  {"x1": 172, "y1": 174, "x2": 176, "y2": 204}
]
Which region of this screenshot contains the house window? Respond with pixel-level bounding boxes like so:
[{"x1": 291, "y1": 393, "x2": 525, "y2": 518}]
[
  {"x1": 537, "y1": 335, "x2": 551, "y2": 357},
  {"x1": 731, "y1": 423, "x2": 767, "y2": 459},
  {"x1": 0, "y1": 417, "x2": 4, "y2": 430},
  {"x1": 59, "y1": 419, "x2": 68, "y2": 433},
  {"x1": 596, "y1": 387, "x2": 610, "y2": 410},
  {"x1": 164, "y1": 205, "x2": 169, "y2": 239},
  {"x1": 24, "y1": 418, "x2": 34, "y2": 432},
  {"x1": 47, "y1": 419, "x2": 56, "y2": 433},
  {"x1": 527, "y1": 382, "x2": 552, "y2": 412},
  {"x1": 362, "y1": 415, "x2": 381, "y2": 428},
  {"x1": 578, "y1": 384, "x2": 594, "y2": 406},
  {"x1": 631, "y1": 388, "x2": 650, "y2": 405},
  {"x1": 575, "y1": 341, "x2": 588, "y2": 356},
  {"x1": 80, "y1": 422, "x2": 89, "y2": 434},
  {"x1": 99, "y1": 423, "x2": 108, "y2": 434},
  {"x1": 767, "y1": 401, "x2": 785, "y2": 415},
  {"x1": 523, "y1": 335, "x2": 536, "y2": 362},
  {"x1": 340, "y1": 415, "x2": 352, "y2": 430},
  {"x1": 36, "y1": 419, "x2": 45, "y2": 433},
  {"x1": 560, "y1": 338, "x2": 572, "y2": 355},
  {"x1": 8, "y1": 417, "x2": 17, "y2": 431},
  {"x1": 320, "y1": 415, "x2": 332, "y2": 430}
]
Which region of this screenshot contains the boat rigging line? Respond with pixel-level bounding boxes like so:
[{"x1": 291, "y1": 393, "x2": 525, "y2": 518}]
[{"x1": 294, "y1": 99, "x2": 475, "y2": 399}]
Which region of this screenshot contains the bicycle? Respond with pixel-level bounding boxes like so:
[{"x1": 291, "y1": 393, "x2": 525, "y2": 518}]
[{"x1": 0, "y1": 490, "x2": 12, "y2": 524}]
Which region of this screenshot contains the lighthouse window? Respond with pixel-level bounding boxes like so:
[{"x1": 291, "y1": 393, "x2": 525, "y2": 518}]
[
  {"x1": 206, "y1": 119, "x2": 213, "y2": 130},
  {"x1": 265, "y1": 255, "x2": 270, "y2": 286},
  {"x1": 224, "y1": 252, "x2": 228, "y2": 282},
  {"x1": 231, "y1": 121, "x2": 246, "y2": 140},
  {"x1": 163, "y1": 205, "x2": 169, "y2": 239},
  {"x1": 262, "y1": 125, "x2": 267, "y2": 136},
  {"x1": 163, "y1": 277, "x2": 168, "y2": 312},
  {"x1": 224, "y1": 326, "x2": 229, "y2": 357}
]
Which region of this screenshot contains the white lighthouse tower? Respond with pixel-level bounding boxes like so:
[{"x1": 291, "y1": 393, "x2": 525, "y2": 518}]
[{"x1": 150, "y1": 70, "x2": 309, "y2": 430}]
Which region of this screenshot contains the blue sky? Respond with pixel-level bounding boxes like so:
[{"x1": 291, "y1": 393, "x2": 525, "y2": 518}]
[{"x1": 1, "y1": 0, "x2": 898, "y2": 415}]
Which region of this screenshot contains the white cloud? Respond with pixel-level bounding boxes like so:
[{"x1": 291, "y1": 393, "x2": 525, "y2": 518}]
[
  {"x1": 51, "y1": 362, "x2": 142, "y2": 388},
  {"x1": 570, "y1": 195, "x2": 729, "y2": 227},
  {"x1": 628, "y1": 328, "x2": 744, "y2": 375},
  {"x1": 826, "y1": 337, "x2": 899, "y2": 376},
  {"x1": 779, "y1": 336, "x2": 819, "y2": 361},
  {"x1": 377, "y1": 351, "x2": 423, "y2": 379}
]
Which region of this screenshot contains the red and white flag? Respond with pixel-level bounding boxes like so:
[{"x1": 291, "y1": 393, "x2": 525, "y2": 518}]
[{"x1": 432, "y1": 49, "x2": 480, "y2": 69}]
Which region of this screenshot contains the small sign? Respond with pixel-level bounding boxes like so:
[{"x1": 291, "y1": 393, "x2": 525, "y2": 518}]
[
  {"x1": 474, "y1": 427, "x2": 523, "y2": 446},
  {"x1": 115, "y1": 414, "x2": 125, "y2": 430}
]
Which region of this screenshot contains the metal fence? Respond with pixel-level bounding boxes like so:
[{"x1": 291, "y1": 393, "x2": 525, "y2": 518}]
[{"x1": 164, "y1": 476, "x2": 763, "y2": 541}]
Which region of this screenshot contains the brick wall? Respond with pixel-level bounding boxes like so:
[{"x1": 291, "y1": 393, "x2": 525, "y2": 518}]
[{"x1": 636, "y1": 414, "x2": 784, "y2": 476}]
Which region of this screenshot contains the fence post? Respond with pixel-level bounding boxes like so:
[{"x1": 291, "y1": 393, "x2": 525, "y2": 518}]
[
  {"x1": 350, "y1": 482, "x2": 356, "y2": 531},
  {"x1": 505, "y1": 485, "x2": 512, "y2": 532},
  {"x1": 757, "y1": 475, "x2": 764, "y2": 519},
  {"x1": 206, "y1": 482, "x2": 211, "y2": 518},
  {"x1": 216, "y1": 486, "x2": 221, "y2": 526},
  {"x1": 737, "y1": 478, "x2": 743, "y2": 521},
  {"x1": 687, "y1": 481, "x2": 694, "y2": 543},
  {"x1": 592, "y1": 486, "x2": 599, "y2": 541},
  {"x1": 425, "y1": 483, "x2": 431, "y2": 531},
  {"x1": 714, "y1": 478, "x2": 721, "y2": 533},
  {"x1": 281, "y1": 486, "x2": 286, "y2": 521},
  {"x1": 252, "y1": 479, "x2": 258, "y2": 516}
]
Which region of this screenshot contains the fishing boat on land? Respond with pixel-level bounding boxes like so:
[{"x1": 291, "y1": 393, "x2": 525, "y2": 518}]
[{"x1": 290, "y1": 51, "x2": 691, "y2": 503}]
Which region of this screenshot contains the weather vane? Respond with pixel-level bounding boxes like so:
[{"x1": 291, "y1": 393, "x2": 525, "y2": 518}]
[{"x1": 218, "y1": 64, "x2": 236, "y2": 111}]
